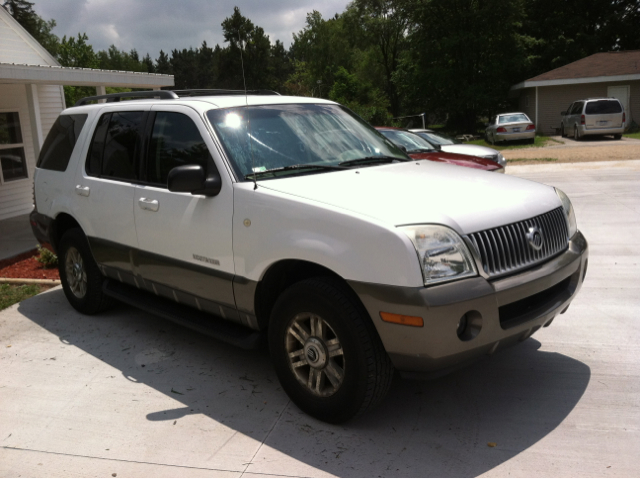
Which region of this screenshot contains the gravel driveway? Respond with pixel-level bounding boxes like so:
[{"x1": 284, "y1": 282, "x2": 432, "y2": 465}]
[{"x1": 502, "y1": 136, "x2": 640, "y2": 164}]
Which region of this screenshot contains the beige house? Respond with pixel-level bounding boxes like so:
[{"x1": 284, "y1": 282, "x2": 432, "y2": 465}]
[
  {"x1": 0, "y1": 7, "x2": 174, "y2": 221},
  {"x1": 510, "y1": 51, "x2": 640, "y2": 135}
]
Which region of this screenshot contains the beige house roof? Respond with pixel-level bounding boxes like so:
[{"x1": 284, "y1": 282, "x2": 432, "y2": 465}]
[{"x1": 512, "y1": 51, "x2": 640, "y2": 90}]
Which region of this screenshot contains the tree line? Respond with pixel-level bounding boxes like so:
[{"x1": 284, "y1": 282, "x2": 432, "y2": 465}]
[{"x1": 4, "y1": 0, "x2": 639, "y2": 131}]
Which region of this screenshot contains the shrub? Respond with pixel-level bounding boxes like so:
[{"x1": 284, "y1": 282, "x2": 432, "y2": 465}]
[{"x1": 36, "y1": 245, "x2": 58, "y2": 268}]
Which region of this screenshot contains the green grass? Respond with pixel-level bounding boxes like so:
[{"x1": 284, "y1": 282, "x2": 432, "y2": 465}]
[
  {"x1": 467, "y1": 135, "x2": 556, "y2": 150},
  {"x1": 623, "y1": 132, "x2": 640, "y2": 139},
  {"x1": 0, "y1": 283, "x2": 44, "y2": 311},
  {"x1": 507, "y1": 157, "x2": 557, "y2": 163}
]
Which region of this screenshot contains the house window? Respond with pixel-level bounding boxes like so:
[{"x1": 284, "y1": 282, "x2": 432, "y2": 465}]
[{"x1": 0, "y1": 112, "x2": 28, "y2": 182}]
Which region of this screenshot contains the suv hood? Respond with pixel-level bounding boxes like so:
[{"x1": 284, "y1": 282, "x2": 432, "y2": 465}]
[{"x1": 259, "y1": 161, "x2": 560, "y2": 234}]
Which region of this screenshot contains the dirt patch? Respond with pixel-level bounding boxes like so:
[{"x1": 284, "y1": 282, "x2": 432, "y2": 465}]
[
  {"x1": 0, "y1": 250, "x2": 60, "y2": 280},
  {"x1": 502, "y1": 142, "x2": 640, "y2": 164}
]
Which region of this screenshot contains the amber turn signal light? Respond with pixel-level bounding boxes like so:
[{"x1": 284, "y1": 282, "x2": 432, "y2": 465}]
[{"x1": 380, "y1": 312, "x2": 424, "y2": 327}]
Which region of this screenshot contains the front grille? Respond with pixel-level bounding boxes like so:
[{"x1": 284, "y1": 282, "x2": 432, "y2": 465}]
[{"x1": 466, "y1": 207, "x2": 568, "y2": 278}]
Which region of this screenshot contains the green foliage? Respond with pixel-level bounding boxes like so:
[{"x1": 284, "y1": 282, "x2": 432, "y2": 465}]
[
  {"x1": 328, "y1": 67, "x2": 391, "y2": 124},
  {"x1": 35, "y1": 245, "x2": 57, "y2": 268},
  {"x1": 0, "y1": 283, "x2": 43, "y2": 311}
]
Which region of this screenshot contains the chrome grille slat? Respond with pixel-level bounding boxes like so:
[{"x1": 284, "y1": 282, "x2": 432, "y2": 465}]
[{"x1": 466, "y1": 207, "x2": 569, "y2": 279}]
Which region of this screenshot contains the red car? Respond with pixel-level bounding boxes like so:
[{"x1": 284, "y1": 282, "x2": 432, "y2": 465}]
[{"x1": 376, "y1": 127, "x2": 504, "y2": 172}]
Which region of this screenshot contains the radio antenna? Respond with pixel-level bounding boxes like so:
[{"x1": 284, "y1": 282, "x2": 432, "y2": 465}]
[{"x1": 239, "y1": 32, "x2": 258, "y2": 190}]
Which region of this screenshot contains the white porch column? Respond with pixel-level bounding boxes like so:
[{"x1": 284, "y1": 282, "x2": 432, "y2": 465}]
[
  {"x1": 535, "y1": 86, "x2": 539, "y2": 130},
  {"x1": 96, "y1": 85, "x2": 107, "y2": 103},
  {"x1": 25, "y1": 84, "x2": 43, "y2": 159}
]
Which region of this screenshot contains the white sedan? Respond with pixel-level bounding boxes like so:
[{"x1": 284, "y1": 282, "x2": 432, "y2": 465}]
[{"x1": 485, "y1": 112, "x2": 535, "y2": 145}]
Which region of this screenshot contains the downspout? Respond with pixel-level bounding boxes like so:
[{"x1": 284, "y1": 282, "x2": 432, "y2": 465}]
[{"x1": 535, "y1": 86, "x2": 539, "y2": 132}]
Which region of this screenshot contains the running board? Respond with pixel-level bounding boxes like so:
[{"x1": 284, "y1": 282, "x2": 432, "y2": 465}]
[{"x1": 102, "y1": 279, "x2": 262, "y2": 350}]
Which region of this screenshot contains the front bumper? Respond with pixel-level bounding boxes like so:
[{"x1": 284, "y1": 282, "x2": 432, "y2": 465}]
[{"x1": 349, "y1": 231, "x2": 588, "y2": 378}]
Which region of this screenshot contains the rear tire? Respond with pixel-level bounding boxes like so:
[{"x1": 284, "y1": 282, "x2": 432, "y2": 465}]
[
  {"x1": 613, "y1": 134, "x2": 622, "y2": 140},
  {"x1": 269, "y1": 277, "x2": 393, "y2": 423},
  {"x1": 574, "y1": 125, "x2": 580, "y2": 141},
  {"x1": 58, "y1": 228, "x2": 112, "y2": 315}
]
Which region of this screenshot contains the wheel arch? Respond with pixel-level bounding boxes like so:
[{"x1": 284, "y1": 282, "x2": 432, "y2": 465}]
[
  {"x1": 253, "y1": 259, "x2": 371, "y2": 331},
  {"x1": 50, "y1": 213, "x2": 82, "y2": 253}
]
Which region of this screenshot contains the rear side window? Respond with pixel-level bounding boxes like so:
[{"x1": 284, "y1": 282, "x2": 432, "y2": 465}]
[
  {"x1": 570, "y1": 102, "x2": 583, "y2": 115},
  {"x1": 585, "y1": 100, "x2": 622, "y2": 115},
  {"x1": 37, "y1": 114, "x2": 88, "y2": 171},
  {"x1": 86, "y1": 111, "x2": 144, "y2": 180},
  {"x1": 146, "y1": 112, "x2": 212, "y2": 186}
]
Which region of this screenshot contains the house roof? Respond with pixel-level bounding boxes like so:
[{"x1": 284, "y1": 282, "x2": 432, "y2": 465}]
[
  {"x1": 511, "y1": 51, "x2": 640, "y2": 91},
  {"x1": 0, "y1": 62, "x2": 174, "y2": 88}
]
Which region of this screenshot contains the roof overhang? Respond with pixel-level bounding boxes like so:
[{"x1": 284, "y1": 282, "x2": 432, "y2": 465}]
[
  {"x1": 0, "y1": 63, "x2": 174, "y2": 88},
  {"x1": 510, "y1": 73, "x2": 640, "y2": 91}
]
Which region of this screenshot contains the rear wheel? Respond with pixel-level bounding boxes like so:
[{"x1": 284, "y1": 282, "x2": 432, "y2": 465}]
[
  {"x1": 613, "y1": 134, "x2": 622, "y2": 140},
  {"x1": 58, "y1": 228, "x2": 112, "y2": 314},
  {"x1": 574, "y1": 125, "x2": 580, "y2": 141},
  {"x1": 269, "y1": 277, "x2": 393, "y2": 423}
]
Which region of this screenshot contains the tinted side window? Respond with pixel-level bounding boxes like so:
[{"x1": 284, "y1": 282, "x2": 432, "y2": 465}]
[
  {"x1": 585, "y1": 100, "x2": 622, "y2": 114},
  {"x1": 570, "y1": 102, "x2": 583, "y2": 115},
  {"x1": 37, "y1": 114, "x2": 88, "y2": 171},
  {"x1": 86, "y1": 112, "x2": 144, "y2": 180},
  {"x1": 146, "y1": 112, "x2": 212, "y2": 186}
]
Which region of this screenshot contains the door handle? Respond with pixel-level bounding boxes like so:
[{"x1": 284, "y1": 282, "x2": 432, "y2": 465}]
[
  {"x1": 138, "y1": 197, "x2": 159, "y2": 212},
  {"x1": 75, "y1": 185, "x2": 90, "y2": 197}
]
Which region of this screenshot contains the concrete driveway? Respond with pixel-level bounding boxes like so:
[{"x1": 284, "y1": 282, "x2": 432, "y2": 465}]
[{"x1": 1, "y1": 161, "x2": 639, "y2": 477}]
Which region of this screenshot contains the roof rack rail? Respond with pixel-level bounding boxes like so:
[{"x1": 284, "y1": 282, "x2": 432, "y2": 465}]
[
  {"x1": 173, "y1": 89, "x2": 280, "y2": 97},
  {"x1": 74, "y1": 90, "x2": 178, "y2": 106}
]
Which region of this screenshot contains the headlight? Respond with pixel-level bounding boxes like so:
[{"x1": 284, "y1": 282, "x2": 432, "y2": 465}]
[
  {"x1": 400, "y1": 225, "x2": 477, "y2": 285},
  {"x1": 497, "y1": 153, "x2": 506, "y2": 167},
  {"x1": 555, "y1": 188, "x2": 578, "y2": 238}
]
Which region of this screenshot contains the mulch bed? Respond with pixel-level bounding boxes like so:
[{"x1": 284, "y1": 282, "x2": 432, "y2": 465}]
[{"x1": 0, "y1": 249, "x2": 60, "y2": 280}]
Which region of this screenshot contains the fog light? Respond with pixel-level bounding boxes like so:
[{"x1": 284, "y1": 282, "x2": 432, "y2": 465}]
[{"x1": 456, "y1": 314, "x2": 468, "y2": 338}]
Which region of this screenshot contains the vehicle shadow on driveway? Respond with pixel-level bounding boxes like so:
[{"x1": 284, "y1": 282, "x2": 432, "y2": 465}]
[{"x1": 16, "y1": 289, "x2": 590, "y2": 477}]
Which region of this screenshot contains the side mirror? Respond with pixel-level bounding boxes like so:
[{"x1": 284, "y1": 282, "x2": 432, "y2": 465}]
[
  {"x1": 168, "y1": 165, "x2": 222, "y2": 197},
  {"x1": 433, "y1": 144, "x2": 442, "y2": 151},
  {"x1": 560, "y1": 111, "x2": 567, "y2": 116}
]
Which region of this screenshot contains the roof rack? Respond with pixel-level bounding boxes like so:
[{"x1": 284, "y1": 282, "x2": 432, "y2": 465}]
[
  {"x1": 73, "y1": 88, "x2": 281, "y2": 107},
  {"x1": 74, "y1": 90, "x2": 178, "y2": 106},
  {"x1": 173, "y1": 89, "x2": 280, "y2": 97}
]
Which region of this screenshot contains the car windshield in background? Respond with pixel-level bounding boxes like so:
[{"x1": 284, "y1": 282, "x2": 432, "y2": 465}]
[
  {"x1": 378, "y1": 129, "x2": 436, "y2": 153},
  {"x1": 206, "y1": 104, "x2": 406, "y2": 180},
  {"x1": 415, "y1": 132, "x2": 458, "y2": 145},
  {"x1": 498, "y1": 114, "x2": 529, "y2": 124},
  {"x1": 585, "y1": 100, "x2": 622, "y2": 115}
]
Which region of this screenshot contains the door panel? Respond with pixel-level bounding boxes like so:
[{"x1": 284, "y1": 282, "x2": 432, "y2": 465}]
[
  {"x1": 74, "y1": 106, "x2": 150, "y2": 273},
  {"x1": 134, "y1": 105, "x2": 236, "y2": 308}
]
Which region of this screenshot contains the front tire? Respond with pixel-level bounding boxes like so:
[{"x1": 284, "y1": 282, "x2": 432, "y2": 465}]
[
  {"x1": 574, "y1": 125, "x2": 581, "y2": 141},
  {"x1": 58, "y1": 228, "x2": 112, "y2": 314},
  {"x1": 269, "y1": 277, "x2": 393, "y2": 423}
]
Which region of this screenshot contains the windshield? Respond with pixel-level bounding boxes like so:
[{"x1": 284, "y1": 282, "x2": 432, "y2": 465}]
[
  {"x1": 378, "y1": 129, "x2": 435, "y2": 152},
  {"x1": 498, "y1": 114, "x2": 529, "y2": 124},
  {"x1": 206, "y1": 104, "x2": 406, "y2": 180},
  {"x1": 414, "y1": 131, "x2": 458, "y2": 145}
]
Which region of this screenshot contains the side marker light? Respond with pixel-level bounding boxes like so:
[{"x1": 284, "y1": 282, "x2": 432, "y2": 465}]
[{"x1": 380, "y1": 312, "x2": 424, "y2": 327}]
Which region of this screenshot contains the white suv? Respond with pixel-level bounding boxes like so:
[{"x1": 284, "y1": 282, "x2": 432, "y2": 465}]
[{"x1": 31, "y1": 90, "x2": 588, "y2": 423}]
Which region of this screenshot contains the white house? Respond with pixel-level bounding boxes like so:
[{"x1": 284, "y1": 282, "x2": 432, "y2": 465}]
[{"x1": 0, "y1": 7, "x2": 174, "y2": 221}]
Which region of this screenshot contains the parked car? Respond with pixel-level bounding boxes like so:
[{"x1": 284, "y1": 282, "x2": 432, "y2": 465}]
[
  {"x1": 410, "y1": 129, "x2": 506, "y2": 168},
  {"x1": 31, "y1": 90, "x2": 587, "y2": 423},
  {"x1": 376, "y1": 127, "x2": 503, "y2": 172},
  {"x1": 560, "y1": 98, "x2": 625, "y2": 140},
  {"x1": 485, "y1": 112, "x2": 535, "y2": 145}
]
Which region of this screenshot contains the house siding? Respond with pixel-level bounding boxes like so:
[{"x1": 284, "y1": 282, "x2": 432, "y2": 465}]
[
  {"x1": 519, "y1": 80, "x2": 640, "y2": 135},
  {"x1": 0, "y1": 11, "x2": 53, "y2": 65}
]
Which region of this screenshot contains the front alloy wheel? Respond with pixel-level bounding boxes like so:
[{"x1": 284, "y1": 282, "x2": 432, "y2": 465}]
[{"x1": 286, "y1": 313, "x2": 345, "y2": 397}]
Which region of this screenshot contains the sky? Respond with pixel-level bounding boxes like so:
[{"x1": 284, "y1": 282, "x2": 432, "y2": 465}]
[{"x1": 34, "y1": 0, "x2": 352, "y2": 59}]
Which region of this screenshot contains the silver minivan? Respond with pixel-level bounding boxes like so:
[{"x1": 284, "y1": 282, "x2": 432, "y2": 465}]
[{"x1": 560, "y1": 98, "x2": 625, "y2": 140}]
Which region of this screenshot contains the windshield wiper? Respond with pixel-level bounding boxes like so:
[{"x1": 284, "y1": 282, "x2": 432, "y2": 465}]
[
  {"x1": 244, "y1": 163, "x2": 345, "y2": 180},
  {"x1": 407, "y1": 148, "x2": 436, "y2": 154},
  {"x1": 338, "y1": 156, "x2": 410, "y2": 167}
]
